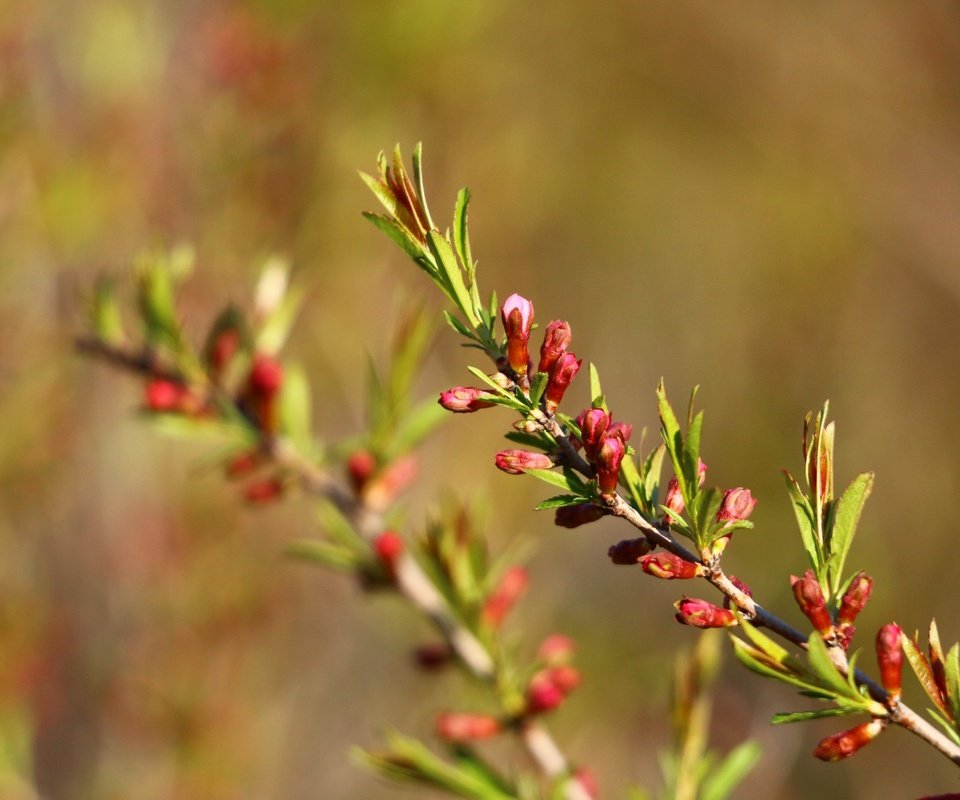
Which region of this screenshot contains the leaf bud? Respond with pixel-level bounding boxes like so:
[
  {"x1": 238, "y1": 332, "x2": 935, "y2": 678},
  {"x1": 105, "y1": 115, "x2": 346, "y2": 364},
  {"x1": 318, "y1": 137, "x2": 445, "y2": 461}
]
[
  {"x1": 543, "y1": 353, "x2": 582, "y2": 414},
  {"x1": 501, "y1": 293, "x2": 534, "y2": 377},
  {"x1": 607, "y1": 537, "x2": 654, "y2": 564},
  {"x1": 438, "y1": 386, "x2": 496, "y2": 413},
  {"x1": 435, "y1": 712, "x2": 501, "y2": 742},
  {"x1": 639, "y1": 552, "x2": 702, "y2": 580},
  {"x1": 482, "y1": 565, "x2": 528, "y2": 627},
  {"x1": 538, "y1": 320, "x2": 572, "y2": 375},
  {"x1": 876, "y1": 623, "x2": 903, "y2": 700},
  {"x1": 790, "y1": 570, "x2": 833, "y2": 635},
  {"x1": 716, "y1": 487, "x2": 757, "y2": 523},
  {"x1": 813, "y1": 719, "x2": 884, "y2": 762},
  {"x1": 674, "y1": 597, "x2": 737, "y2": 628},
  {"x1": 554, "y1": 503, "x2": 607, "y2": 529},
  {"x1": 595, "y1": 435, "x2": 625, "y2": 496},
  {"x1": 494, "y1": 449, "x2": 555, "y2": 475}
]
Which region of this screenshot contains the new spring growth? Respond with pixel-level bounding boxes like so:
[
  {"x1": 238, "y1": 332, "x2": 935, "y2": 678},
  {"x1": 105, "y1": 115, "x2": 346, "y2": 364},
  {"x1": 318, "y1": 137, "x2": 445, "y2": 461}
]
[
  {"x1": 538, "y1": 320, "x2": 572, "y2": 375},
  {"x1": 674, "y1": 598, "x2": 737, "y2": 629},
  {"x1": 525, "y1": 665, "x2": 582, "y2": 714},
  {"x1": 791, "y1": 569, "x2": 833, "y2": 636},
  {"x1": 876, "y1": 623, "x2": 903, "y2": 700},
  {"x1": 577, "y1": 408, "x2": 610, "y2": 461},
  {"x1": 435, "y1": 712, "x2": 501, "y2": 742},
  {"x1": 543, "y1": 353, "x2": 582, "y2": 414},
  {"x1": 495, "y1": 449, "x2": 555, "y2": 475},
  {"x1": 662, "y1": 460, "x2": 707, "y2": 520},
  {"x1": 640, "y1": 552, "x2": 703, "y2": 580},
  {"x1": 836, "y1": 571, "x2": 873, "y2": 647},
  {"x1": 596, "y1": 435, "x2": 625, "y2": 497},
  {"x1": 483, "y1": 566, "x2": 528, "y2": 627},
  {"x1": 716, "y1": 487, "x2": 757, "y2": 523},
  {"x1": 555, "y1": 503, "x2": 607, "y2": 529},
  {"x1": 813, "y1": 719, "x2": 885, "y2": 762},
  {"x1": 501, "y1": 293, "x2": 534, "y2": 378},
  {"x1": 438, "y1": 386, "x2": 496, "y2": 413}
]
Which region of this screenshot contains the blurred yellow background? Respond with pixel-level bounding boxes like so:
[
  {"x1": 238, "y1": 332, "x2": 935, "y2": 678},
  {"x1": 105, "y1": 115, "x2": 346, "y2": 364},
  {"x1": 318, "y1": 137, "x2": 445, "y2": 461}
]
[{"x1": 3, "y1": 2, "x2": 960, "y2": 798}]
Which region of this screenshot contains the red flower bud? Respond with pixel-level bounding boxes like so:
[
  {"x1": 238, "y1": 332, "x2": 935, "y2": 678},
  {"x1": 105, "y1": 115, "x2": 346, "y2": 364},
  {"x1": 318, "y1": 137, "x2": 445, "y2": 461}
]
[
  {"x1": 791, "y1": 570, "x2": 833, "y2": 635},
  {"x1": 347, "y1": 449, "x2": 377, "y2": 493},
  {"x1": 697, "y1": 459, "x2": 708, "y2": 486},
  {"x1": 414, "y1": 642, "x2": 452, "y2": 670},
  {"x1": 639, "y1": 552, "x2": 702, "y2": 580},
  {"x1": 243, "y1": 476, "x2": 284, "y2": 504},
  {"x1": 483, "y1": 566, "x2": 528, "y2": 627},
  {"x1": 537, "y1": 634, "x2": 575, "y2": 665},
  {"x1": 876, "y1": 623, "x2": 903, "y2": 699},
  {"x1": 438, "y1": 386, "x2": 496, "y2": 413},
  {"x1": 596, "y1": 436, "x2": 625, "y2": 496},
  {"x1": 555, "y1": 503, "x2": 607, "y2": 529},
  {"x1": 525, "y1": 665, "x2": 581, "y2": 714},
  {"x1": 606, "y1": 421, "x2": 633, "y2": 443},
  {"x1": 248, "y1": 354, "x2": 284, "y2": 397},
  {"x1": 607, "y1": 537, "x2": 654, "y2": 564},
  {"x1": 543, "y1": 353, "x2": 582, "y2": 414},
  {"x1": 494, "y1": 449, "x2": 555, "y2": 475},
  {"x1": 576, "y1": 408, "x2": 611, "y2": 461},
  {"x1": 545, "y1": 665, "x2": 582, "y2": 694},
  {"x1": 716, "y1": 487, "x2": 757, "y2": 523},
  {"x1": 373, "y1": 530, "x2": 404, "y2": 577},
  {"x1": 813, "y1": 719, "x2": 884, "y2": 762},
  {"x1": 436, "y1": 712, "x2": 501, "y2": 742},
  {"x1": 501, "y1": 293, "x2": 534, "y2": 376},
  {"x1": 674, "y1": 598, "x2": 737, "y2": 628},
  {"x1": 144, "y1": 379, "x2": 185, "y2": 412},
  {"x1": 538, "y1": 320, "x2": 572, "y2": 375},
  {"x1": 837, "y1": 571, "x2": 874, "y2": 625},
  {"x1": 663, "y1": 476, "x2": 684, "y2": 518}
]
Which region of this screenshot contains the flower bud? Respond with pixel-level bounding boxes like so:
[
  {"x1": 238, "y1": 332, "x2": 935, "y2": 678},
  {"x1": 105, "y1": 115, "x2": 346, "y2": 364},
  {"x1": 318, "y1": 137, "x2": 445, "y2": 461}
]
[
  {"x1": 537, "y1": 634, "x2": 575, "y2": 665},
  {"x1": 813, "y1": 719, "x2": 884, "y2": 762},
  {"x1": 606, "y1": 421, "x2": 633, "y2": 443},
  {"x1": 248, "y1": 354, "x2": 284, "y2": 397},
  {"x1": 438, "y1": 386, "x2": 496, "y2": 413},
  {"x1": 501, "y1": 293, "x2": 534, "y2": 376},
  {"x1": 525, "y1": 665, "x2": 581, "y2": 714},
  {"x1": 716, "y1": 487, "x2": 757, "y2": 523},
  {"x1": 207, "y1": 327, "x2": 240, "y2": 377},
  {"x1": 494, "y1": 449, "x2": 555, "y2": 475},
  {"x1": 596, "y1": 435, "x2": 625, "y2": 496},
  {"x1": 555, "y1": 503, "x2": 607, "y2": 529},
  {"x1": 837, "y1": 571, "x2": 874, "y2": 625},
  {"x1": 640, "y1": 553, "x2": 702, "y2": 580},
  {"x1": 663, "y1": 476, "x2": 684, "y2": 518},
  {"x1": 674, "y1": 598, "x2": 737, "y2": 629},
  {"x1": 876, "y1": 623, "x2": 903, "y2": 700},
  {"x1": 538, "y1": 320, "x2": 572, "y2": 375},
  {"x1": 483, "y1": 566, "x2": 528, "y2": 627},
  {"x1": 607, "y1": 537, "x2": 653, "y2": 564},
  {"x1": 373, "y1": 530, "x2": 404, "y2": 578},
  {"x1": 347, "y1": 449, "x2": 377, "y2": 493},
  {"x1": 144, "y1": 379, "x2": 185, "y2": 412},
  {"x1": 791, "y1": 570, "x2": 833, "y2": 635},
  {"x1": 436, "y1": 712, "x2": 501, "y2": 742},
  {"x1": 543, "y1": 353, "x2": 582, "y2": 414},
  {"x1": 697, "y1": 459, "x2": 708, "y2": 486},
  {"x1": 576, "y1": 408, "x2": 610, "y2": 461},
  {"x1": 545, "y1": 665, "x2": 582, "y2": 694},
  {"x1": 243, "y1": 476, "x2": 284, "y2": 504}
]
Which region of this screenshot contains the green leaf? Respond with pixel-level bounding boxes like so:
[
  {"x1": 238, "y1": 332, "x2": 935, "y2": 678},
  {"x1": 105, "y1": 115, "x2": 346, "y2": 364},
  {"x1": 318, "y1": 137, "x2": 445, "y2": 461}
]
[
  {"x1": 618, "y1": 450, "x2": 647, "y2": 514},
  {"x1": 143, "y1": 412, "x2": 256, "y2": 447},
  {"x1": 444, "y1": 310, "x2": 477, "y2": 341},
  {"x1": 902, "y1": 634, "x2": 949, "y2": 714},
  {"x1": 782, "y1": 469, "x2": 822, "y2": 575},
  {"x1": 825, "y1": 471, "x2": 874, "y2": 595},
  {"x1": 453, "y1": 188, "x2": 474, "y2": 279},
  {"x1": 286, "y1": 539, "x2": 360, "y2": 573},
  {"x1": 411, "y1": 142, "x2": 436, "y2": 231},
  {"x1": 90, "y1": 276, "x2": 124, "y2": 345},
  {"x1": 358, "y1": 170, "x2": 401, "y2": 218},
  {"x1": 362, "y1": 212, "x2": 430, "y2": 265},
  {"x1": 588, "y1": 363, "x2": 606, "y2": 410},
  {"x1": 427, "y1": 231, "x2": 479, "y2": 327},
  {"x1": 805, "y1": 633, "x2": 858, "y2": 698},
  {"x1": 928, "y1": 708, "x2": 960, "y2": 746},
  {"x1": 945, "y1": 643, "x2": 960, "y2": 729},
  {"x1": 535, "y1": 494, "x2": 590, "y2": 510},
  {"x1": 771, "y1": 707, "x2": 863, "y2": 724},
  {"x1": 278, "y1": 363, "x2": 315, "y2": 454},
  {"x1": 641, "y1": 443, "x2": 666, "y2": 512},
  {"x1": 528, "y1": 371, "x2": 549, "y2": 407},
  {"x1": 525, "y1": 467, "x2": 591, "y2": 494},
  {"x1": 656, "y1": 379, "x2": 685, "y2": 491},
  {"x1": 682, "y1": 407, "x2": 704, "y2": 486},
  {"x1": 700, "y1": 740, "x2": 761, "y2": 800},
  {"x1": 738, "y1": 617, "x2": 792, "y2": 666}
]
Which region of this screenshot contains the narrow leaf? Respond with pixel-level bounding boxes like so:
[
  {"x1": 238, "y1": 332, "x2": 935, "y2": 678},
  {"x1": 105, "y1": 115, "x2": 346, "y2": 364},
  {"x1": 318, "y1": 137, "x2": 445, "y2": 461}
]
[
  {"x1": 699, "y1": 740, "x2": 761, "y2": 800},
  {"x1": 826, "y1": 471, "x2": 874, "y2": 594},
  {"x1": 771, "y1": 707, "x2": 863, "y2": 724},
  {"x1": 588, "y1": 363, "x2": 606, "y2": 410},
  {"x1": 411, "y1": 142, "x2": 437, "y2": 231},
  {"x1": 362, "y1": 212, "x2": 430, "y2": 265},
  {"x1": 902, "y1": 634, "x2": 949, "y2": 715},
  {"x1": 535, "y1": 494, "x2": 589, "y2": 510},
  {"x1": 782, "y1": 469, "x2": 822, "y2": 574},
  {"x1": 945, "y1": 643, "x2": 960, "y2": 728}
]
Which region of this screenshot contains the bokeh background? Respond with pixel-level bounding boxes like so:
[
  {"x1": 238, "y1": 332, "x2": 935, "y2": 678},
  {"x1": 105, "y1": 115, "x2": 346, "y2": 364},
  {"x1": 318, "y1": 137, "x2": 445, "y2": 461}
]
[{"x1": 3, "y1": 2, "x2": 960, "y2": 798}]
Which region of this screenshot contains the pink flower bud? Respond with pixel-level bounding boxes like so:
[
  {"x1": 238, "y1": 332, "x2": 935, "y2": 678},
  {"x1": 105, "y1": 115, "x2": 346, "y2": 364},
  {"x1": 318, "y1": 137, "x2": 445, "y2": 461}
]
[
  {"x1": 438, "y1": 386, "x2": 496, "y2": 413},
  {"x1": 697, "y1": 459, "x2": 708, "y2": 486},
  {"x1": 483, "y1": 565, "x2": 528, "y2": 627},
  {"x1": 501, "y1": 293, "x2": 535, "y2": 376},
  {"x1": 716, "y1": 487, "x2": 757, "y2": 523},
  {"x1": 606, "y1": 421, "x2": 633, "y2": 443},
  {"x1": 543, "y1": 353, "x2": 582, "y2": 414},
  {"x1": 538, "y1": 320, "x2": 572, "y2": 375},
  {"x1": 576, "y1": 408, "x2": 611, "y2": 461},
  {"x1": 524, "y1": 665, "x2": 581, "y2": 714},
  {"x1": 537, "y1": 634, "x2": 575, "y2": 665},
  {"x1": 243, "y1": 476, "x2": 284, "y2": 504},
  {"x1": 555, "y1": 503, "x2": 607, "y2": 528},
  {"x1": 144, "y1": 379, "x2": 185, "y2": 412},
  {"x1": 494, "y1": 449, "x2": 555, "y2": 475},
  {"x1": 876, "y1": 623, "x2": 903, "y2": 699},
  {"x1": 607, "y1": 537, "x2": 654, "y2": 564},
  {"x1": 674, "y1": 598, "x2": 737, "y2": 628},
  {"x1": 837, "y1": 571, "x2": 874, "y2": 625},
  {"x1": 639, "y1": 553, "x2": 702, "y2": 580},
  {"x1": 813, "y1": 719, "x2": 884, "y2": 762},
  {"x1": 248, "y1": 354, "x2": 284, "y2": 397},
  {"x1": 436, "y1": 712, "x2": 501, "y2": 742},
  {"x1": 373, "y1": 530, "x2": 404, "y2": 578},
  {"x1": 790, "y1": 570, "x2": 833, "y2": 635},
  {"x1": 596, "y1": 436, "x2": 625, "y2": 496},
  {"x1": 663, "y1": 476, "x2": 685, "y2": 517},
  {"x1": 545, "y1": 665, "x2": 582, "y2": 694},
  {"x1": 347, "y1": 449, "x2": 377, "y2": 493}
]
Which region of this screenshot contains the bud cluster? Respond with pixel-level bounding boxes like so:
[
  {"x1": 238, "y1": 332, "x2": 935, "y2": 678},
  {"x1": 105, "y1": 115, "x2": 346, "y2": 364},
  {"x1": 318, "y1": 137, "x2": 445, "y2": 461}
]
[{"x1": 790, "y1": 569, "x2": 874, "y2": 650}]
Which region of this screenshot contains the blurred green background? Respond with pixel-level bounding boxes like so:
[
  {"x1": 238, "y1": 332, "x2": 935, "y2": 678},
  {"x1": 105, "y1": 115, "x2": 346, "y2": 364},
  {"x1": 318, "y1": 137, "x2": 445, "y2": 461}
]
[{"x1": 3, "y1": 1, "x2": 960, "y2": 798}]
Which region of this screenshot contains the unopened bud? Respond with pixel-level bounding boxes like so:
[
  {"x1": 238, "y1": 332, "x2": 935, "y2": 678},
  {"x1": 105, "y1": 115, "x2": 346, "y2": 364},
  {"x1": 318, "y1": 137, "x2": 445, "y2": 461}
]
[
  {"x1": 347, "y1": 449, "x2": 377, "y2": 493},
  {"x1": 606, "y1": 421, "x2": 633, "y2": 443},
  {"x1": 537, "y1": 634, "x2": 575, "y2": 665},
  {"x1": 876, "y1": 623, "x2": 903, "y2": 700},
  {"x1": 791, "y1": 570, "x2": 833, "y2": 635},
  {"x1": 555, "y1": 503, "x2": 607, "y2": 529},
  {"x1": 640, "y1": 552, "x2": 702, "y2": 579},
  {"x1": 494, "y1": 449, "x2": 554, "y2": 475},
  {"x1": 716, "y1": 487, "x2": 757, "y2": 523},
  {"x1": 373, "y1": 530, "x2": 404, "y2": 578},
  {"x1": 538, "y1": 320, "x2": 572, "y2": 375},
  {"x1": 501, "y1": 293, "x2": 535, "y2": 376},
  {"x1": 607, "y1": 537, "x2": 654, "y2": 564},
  {"x1": 248, "y1": 354, "x2": 284, "y2": 397},
  {"x1": 813, "y1": 719, "x2": 884, "y2": 762},
  {"x1": 837, "y1": 571, "x2": 874, "y2": 625},
  {"x1": 208, "y1": 327, "x2": 240, "y2": 376},
  {"x1": 576, "y1": 408, "x2": 610, "y2": 461},
  {"x1": 483, "y1": 566, "x2": 528, "y2": 627},
  {"x1": 243, "y1": 477, "x2": 284, "y2": 504},
  {"x1": 436, "y1": 712, "x2": 501, "y2": 742},
  {"x1": 525, "y1": 665, "x2": 581, "y2": 714},
  {"x1": 596, "y1": 436, "x2": 625, "y2": 496},
  {"x1": 697, "y1": 458, "x2": 708, "y2": 486},
  {"x1": 543, "y1": 353, "x2": 582, "y2": 414},
  {"x1": 438, "y1": 386, "x2": 496, "y2": 413},
  {"x1": 662, "y1": 476, "x2": 684, "y2": 518},
  {"x1": 674, "y1": 598, "x2": 737, "y2": 629},
  {"x1": 144, "y1": 379, "x2": 185, "y2": 412}
]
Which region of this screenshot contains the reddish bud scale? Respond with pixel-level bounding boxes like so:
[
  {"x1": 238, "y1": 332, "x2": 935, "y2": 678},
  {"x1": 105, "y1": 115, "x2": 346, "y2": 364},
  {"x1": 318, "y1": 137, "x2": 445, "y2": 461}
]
[
  {"x1": 674, "y1": 598, "x2": 736, "y2": 629},
  {"x1": 640, "y1": 553, "x2": 702, "y2": 580},
  {"x1": 243, "y1": 477, "x2": 284, "y2": 504},
  {"x1": 607, "y1": 537, "x2": 654, "y2": 565},
  {"x1": 813, "y1": 719, "x2": 884, "y2": 762},
  {"x1": 837, "y1": 571, "x2": 874, "y2": 625},
  {"x1": 538, "y1": 320, "x2": 572, "y2": 375},
  {"x1": 438, "y1": 386, "x2": 495, "y2": 413},
  {"x1": 876, "y1": 623, "x2": 903, "y2": 699},
  {"x1": 555, "y1": 503, "x2": 607, "y2": 529},
  {"x1": 596, "y1": 435, "x2": 625, "y2": 496},
  {"x1": 716, "y1": 487, "x2": 757, "y2": 523},
  {"x1": 501, "y1": 293, "x2": 534, "y2": 376},
  {"x1": 494, "y1": 449, "x2": 554, "y2": 475},
  {"x1": 483, "y1": 566, "x2": 529, "y2": 627},
  {"x1": 435, "y1": 712, "x2": 501, "y2": 742},
  {"x1": 791, "y1": 570, "x2": 833, "y2": 635},
  {"x1": 537, "y1": 634, "x2": 575, "y2": 665},
  {"x1": 373, "y1": 531, "x2": 404, "y2": 577},
  {"x1": 543, "y1": 353, "x2": 582, "y2": 414}
]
